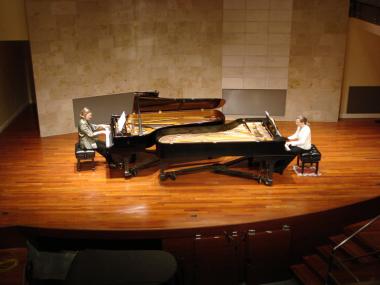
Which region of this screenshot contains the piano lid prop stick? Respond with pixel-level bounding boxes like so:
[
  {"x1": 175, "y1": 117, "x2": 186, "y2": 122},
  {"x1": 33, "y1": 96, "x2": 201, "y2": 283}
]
[
  {"x1": 243, "y1": 121, "x2": 254, "y2": 135},
  {"x1": 136, "y1": 95, "x2": 143, "y2": 136}
]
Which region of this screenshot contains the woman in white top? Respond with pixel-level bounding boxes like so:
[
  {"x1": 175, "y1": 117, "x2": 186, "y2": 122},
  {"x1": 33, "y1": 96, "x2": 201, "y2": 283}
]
[{"x1": 285, "y1": 115, "x2": 311, "y2": 154}]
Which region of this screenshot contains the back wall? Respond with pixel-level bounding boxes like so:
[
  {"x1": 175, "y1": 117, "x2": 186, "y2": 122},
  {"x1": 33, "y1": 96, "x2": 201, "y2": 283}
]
[
  {"x1": 26, "y1": 0, "x2": 348, "y2": 137},
  {"x1": 26, "y1": 0, "x2": 223, "y2": 136}
]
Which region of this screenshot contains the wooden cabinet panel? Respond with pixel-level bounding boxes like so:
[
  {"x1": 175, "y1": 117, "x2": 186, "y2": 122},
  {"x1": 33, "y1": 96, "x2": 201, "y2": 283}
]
[
  {"x1": 162, "y1": 237, "x2": 195, "y2": 285},
  {"x1": 164, "y1": 228, "x2": 291, "y2": 285},
  {"x1": 245, "y1": 228, "x2": 291, "y2": 284},
  {"x1": 194, "y1": 233, "x2": 241, "y2": 285}
]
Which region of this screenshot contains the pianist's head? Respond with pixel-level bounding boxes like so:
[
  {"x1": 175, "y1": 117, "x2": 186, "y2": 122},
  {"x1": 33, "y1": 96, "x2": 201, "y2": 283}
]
[
  {"x1": 80, "y1": 107, "x2": 93, "y2": 121},
  {"x1": 296, "y1": 115, "x2": 308, "y2": 127}
]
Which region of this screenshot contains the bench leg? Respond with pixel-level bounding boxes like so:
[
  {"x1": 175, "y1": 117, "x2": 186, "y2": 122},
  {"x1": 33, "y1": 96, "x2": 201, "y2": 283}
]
[
  {"x1": 315, "y1": 162, "x2": 319, "y2": 174},
  {"x1": 92, "y1": 158, "x2": 95, "y2": 171},
  {"x1": 77, "y1": 159, "x2": 81, "y2": 171},
  {"x1": 297, "y1": 155, "x2": 300, "y2": 166},
  {"x1": 301, "y1": 162, "x2": 305, "y2": 174}
]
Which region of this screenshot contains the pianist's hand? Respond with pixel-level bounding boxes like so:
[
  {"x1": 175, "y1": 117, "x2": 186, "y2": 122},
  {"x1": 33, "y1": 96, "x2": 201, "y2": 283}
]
[{"x1": 100, "y1": 124, "x2": 110, "y2": 129}]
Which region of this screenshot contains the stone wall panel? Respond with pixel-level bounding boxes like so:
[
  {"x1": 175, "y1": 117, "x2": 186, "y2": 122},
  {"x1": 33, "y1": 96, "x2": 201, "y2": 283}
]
[
  {"x1": 26, "y1": 0, "x2": 222, "y2": 136},
  {"x1": 286, "y1": 0, "x2": 349, "y2": 121}
]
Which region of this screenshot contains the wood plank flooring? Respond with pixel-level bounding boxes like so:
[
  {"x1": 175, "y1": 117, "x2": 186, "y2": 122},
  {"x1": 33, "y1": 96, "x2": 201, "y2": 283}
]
[{"x1": 0, "y1": 106, "x2": 379, "y2": 232}]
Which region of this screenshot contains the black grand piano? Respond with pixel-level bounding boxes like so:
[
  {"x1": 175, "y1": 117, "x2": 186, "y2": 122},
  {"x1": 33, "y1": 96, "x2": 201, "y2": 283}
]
[
  {"x1": 155, "y1": 113, "x2": 296, "y2": 186},
  {"x1": 108, "y1": 91, "x2": 226, "y2": 176}
]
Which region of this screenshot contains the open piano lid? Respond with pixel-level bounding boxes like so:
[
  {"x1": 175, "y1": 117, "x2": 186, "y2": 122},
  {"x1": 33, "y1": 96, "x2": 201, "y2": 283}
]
[{"x1": 133, "y1": 91, "x2": 225, "y2": 113}]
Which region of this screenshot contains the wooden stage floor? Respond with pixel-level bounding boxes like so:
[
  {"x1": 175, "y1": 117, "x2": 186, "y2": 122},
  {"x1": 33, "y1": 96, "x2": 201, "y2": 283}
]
[{"x1": 0, "y1": 106, "x2": 379, "y2": 234}]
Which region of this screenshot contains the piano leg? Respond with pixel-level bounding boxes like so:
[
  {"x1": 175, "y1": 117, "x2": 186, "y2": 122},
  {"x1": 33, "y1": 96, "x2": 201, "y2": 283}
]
[
  {"x1": 119, "y1": 153, "x2": 159, "y2": 178},
  {"x1": 260, "y1": 160, "x2": 274, "y2": 186},
  {"x1": 129, "y1": 157, "x2": 159, "y2": 177},
  {"x1": 159, "y1": 163, "x2": 170, "y2": 181},
  {"x1": 123, "y1": 158, "x2": 135, "y2": 178}
]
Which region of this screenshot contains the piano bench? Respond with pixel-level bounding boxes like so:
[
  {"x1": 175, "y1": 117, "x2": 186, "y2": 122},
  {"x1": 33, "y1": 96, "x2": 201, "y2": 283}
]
[
  {"x1": 297, "y1": 144, "x2": 321, "y2": 174},
  {"x1": 75, "y1": 143, "x2": 95, "y2": 171}
]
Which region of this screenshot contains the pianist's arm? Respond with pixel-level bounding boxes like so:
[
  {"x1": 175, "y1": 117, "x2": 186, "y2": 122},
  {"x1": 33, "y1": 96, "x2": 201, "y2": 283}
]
[
  {"x1": 287, "y1": 127, "x2": 300, "y2": 141},
  {"x1": 79, "y1": 120, "x2": 98, "y2": 139}
]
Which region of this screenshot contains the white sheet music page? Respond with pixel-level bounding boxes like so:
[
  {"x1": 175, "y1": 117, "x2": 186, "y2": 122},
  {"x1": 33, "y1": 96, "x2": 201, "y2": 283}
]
[
  {"x1": 117, "y1": 111, "x2": 126, "y2": 133},
  {"x1": 265, "y1": 111, "x2": 282, "y2": 136}
]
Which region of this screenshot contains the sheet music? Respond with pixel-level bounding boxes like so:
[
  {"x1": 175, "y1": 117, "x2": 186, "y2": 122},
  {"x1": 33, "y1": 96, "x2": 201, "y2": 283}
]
[
  {"x1": 265, "y1": 111, "x2": 282, "y2": 136},
  {"x1": 117, "y1": 111, "x2": 126, "y2": 133}
]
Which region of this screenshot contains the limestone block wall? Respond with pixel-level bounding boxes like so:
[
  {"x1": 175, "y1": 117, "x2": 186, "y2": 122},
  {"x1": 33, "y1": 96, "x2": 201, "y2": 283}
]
[
  {"x1": 26, "y1": 0, "x2": 349, "y2": 136},
  {"x1": 286, "y1": 0, "x2": 349, "y2": 121},
  {"x1": 26, "y1": 0, "x2": 222, "y2": 137},
  {"x1": 222, "y1": 0, "x2": 293, "y2": 89}
]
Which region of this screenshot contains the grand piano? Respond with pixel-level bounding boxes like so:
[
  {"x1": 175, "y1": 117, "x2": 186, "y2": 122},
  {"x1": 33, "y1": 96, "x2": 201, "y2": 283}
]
[
  {"x1": 107, "y1": 91, "x2": 226, "y2": 176},
  {"x1": 155, "y1": 113, "x2": 296, "y2": 186}
]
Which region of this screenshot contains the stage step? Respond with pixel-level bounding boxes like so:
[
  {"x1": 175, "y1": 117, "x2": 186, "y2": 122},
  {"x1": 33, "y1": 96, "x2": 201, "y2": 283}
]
[
  {"x1": 301, "y1": 254, "x2": 359, "y2": 285},
  {"x1": 303, "y1": 254, "x2": 328, "y2": 280},
  {"x1": 344, "y1": 218, "x2": 380, "y2": 235},
  {"x1": 332, "y1": 260, "x2": 380, "y2": 284},
  {"x1": 291, "y1": 263, "x2": 324, "y2": 285},
  {"x1": 297, "y1": 252, "x2": 380, "y2": 285},
  {"x1": 357, "y1": 231, "x2": 380, "y2": 251},
  {"x1": 329, "y1": 234, "x2": 377, "y2": 263},
  {"x1": 317, "y1": 244, "x2": 348, "y2": 261},
  {"x1": 293, "y1": 217, "x2": 380, "y2": 285}
]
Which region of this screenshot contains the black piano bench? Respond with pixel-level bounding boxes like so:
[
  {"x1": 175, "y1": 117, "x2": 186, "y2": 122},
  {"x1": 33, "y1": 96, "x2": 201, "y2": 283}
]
[
  {"x1": 75, "y1": 143, "x2": 95, "y2": 171},
  {"x1": 297, "y1": 144, "x2": 321, "y2": 174}
]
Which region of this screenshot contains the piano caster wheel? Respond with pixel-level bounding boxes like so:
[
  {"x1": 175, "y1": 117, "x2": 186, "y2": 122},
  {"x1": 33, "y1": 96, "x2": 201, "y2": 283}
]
[
  {"x1": 160, "y1": 173, "x2": 168, "y2": 181},
  {"x1": 130, "y1": 168, "x2": 138, "y2": 176},
  {"x1": 263, "y1": 179, "x2": 272, "y2": 186},
  {"x1": 124, "y1": 171, "x2": 133, "y2": 178},
  {"x1": 169, "y1": 173, "x2": 176, "y2": 181}
]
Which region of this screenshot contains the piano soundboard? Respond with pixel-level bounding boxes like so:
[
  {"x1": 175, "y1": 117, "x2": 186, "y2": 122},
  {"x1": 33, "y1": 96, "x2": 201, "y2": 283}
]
[{"x1": 158, "y1": 122, "x2": 273, "y2": 144}]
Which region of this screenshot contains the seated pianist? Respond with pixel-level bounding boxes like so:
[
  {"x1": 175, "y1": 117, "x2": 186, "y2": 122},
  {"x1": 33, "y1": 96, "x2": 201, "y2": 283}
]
[
  {"x1": 285, "y1": 115, "x2": 311, "y2": 154},
  {"x1": 78, "y1": 107, "x2": 116, "y2": 168}
]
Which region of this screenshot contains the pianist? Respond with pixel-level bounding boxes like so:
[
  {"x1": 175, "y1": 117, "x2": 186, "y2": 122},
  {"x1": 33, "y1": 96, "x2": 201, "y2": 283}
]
[
  {"x1": 285, "y1": 115, "x2": 311, "y2": 154},
  {"x1": 78, "y1": 107, "x2": 116, "y2": 167}
]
